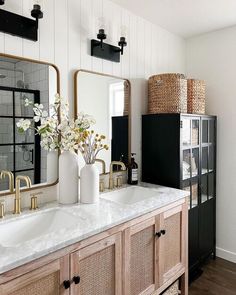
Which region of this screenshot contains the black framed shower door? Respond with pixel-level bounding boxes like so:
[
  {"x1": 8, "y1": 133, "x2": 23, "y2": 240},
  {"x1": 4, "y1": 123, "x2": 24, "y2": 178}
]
[{"x1": 0, "y1": 86, "x2": 41, "y2": 187}]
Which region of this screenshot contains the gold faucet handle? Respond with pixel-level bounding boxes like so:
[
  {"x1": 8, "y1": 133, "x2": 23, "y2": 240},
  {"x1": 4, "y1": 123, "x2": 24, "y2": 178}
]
[
  {"x1": 117, "y1": 176, "x2": 123, "y2": 188},
  {"x1": 30, "y1": 192, "x2": 42, "y2": 210},
  {"x1": 0, "y1": 202, "x2": 5, "y2": 218},
  {"x1": 109, "y1": 178, "x2": 114, "y2": 190},
  {"x1": 99, "y1": 180, "x2": 105, "y2": 192}
]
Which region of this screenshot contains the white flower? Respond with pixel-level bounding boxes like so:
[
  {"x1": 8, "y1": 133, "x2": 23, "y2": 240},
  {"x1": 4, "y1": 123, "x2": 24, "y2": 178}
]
[
  {"x1": 24, "y1": 98, "x2": 31, "y2": 106},
  {"x1": 34, "y1": 103, "x2": 44, "y2": 110},
  {"x1": 33, "y1": 107, "x2": 41, "y2": 116},
  {"x1": 16, "y1": 119, "x2": 31, "y2": 131},
  {"x1": 34, "y1": 116, "x2": 40, "y2": 122},
  {"x1": 42, "y1": 110, "x2": 48, "y2": 118}
]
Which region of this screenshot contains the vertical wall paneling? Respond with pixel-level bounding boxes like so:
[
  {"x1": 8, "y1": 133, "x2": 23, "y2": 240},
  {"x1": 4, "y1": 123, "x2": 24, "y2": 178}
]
[
  {"x1": 102, "y1": 0, "x2": 113, "y2": 75},
  {"x1": 68, "y1": 0, "x2": 81, "y2": 71},
  {"x1": 129, "y1": 13, "x2": 137, "y2": 79},
  {"x1": 111, "y1": 2, "x2": 122, "y2": 77},
  {"x1": 68, "y1": 0, "x2": 81, "y2": 114},
  {"x1": 39, "y1": 0, "x2": 55, "y2": 62},
  {"x1": 54, "y1": 0, "x2": 68, "y2": 99},
  {"x1": 80, "y1": 0, "x2": 93, "y2": 71},
  {"x1": 136, "y1": 17, "x2": 145, "y2": 78},
  {"x1": 120, "y1": 9, "x2": 130, "y2": 79},
  {"x1": 91, "y1": 0, "x2": 103, "y2": 72},
  {"x1": 0, "y1": 0, "x2": 186, "y2": 171}
]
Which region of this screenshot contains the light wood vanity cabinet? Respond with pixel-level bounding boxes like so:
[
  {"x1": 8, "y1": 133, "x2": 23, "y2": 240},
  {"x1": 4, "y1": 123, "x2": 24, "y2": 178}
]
[
  {"x1": 123, "y1": 203, "x2": 187, "y2": 295},
  {"x1": 123, "y1": 217, "x2": 157, "y2": 295},
  {"x1": 0, "y1": 257, "x2": 69, "y2": 295},
  {"x1": 70, "y1": 233, "x2": 122, "y2": 295},
  {"x1": 159, "y1": 205, "x2": 187, "y2": 287},
  {"x1": 0, "y1": 199, "x2": 188, "y2": 295}
]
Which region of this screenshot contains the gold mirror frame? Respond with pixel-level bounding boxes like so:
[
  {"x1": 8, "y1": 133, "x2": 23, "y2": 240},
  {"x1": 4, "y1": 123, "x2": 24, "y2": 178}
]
[
  {"x1": 0, "y1": 53, "x2": 60, "y2": 197},
  {"x1": 74, "y1": 69, "x2": 131, "y2": 166}
]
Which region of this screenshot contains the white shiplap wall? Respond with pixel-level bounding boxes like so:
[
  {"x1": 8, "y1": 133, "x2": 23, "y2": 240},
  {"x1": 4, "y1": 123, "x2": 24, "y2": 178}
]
[{"x1": 0, "y1": 0, "x2": 186, "y2": 170}]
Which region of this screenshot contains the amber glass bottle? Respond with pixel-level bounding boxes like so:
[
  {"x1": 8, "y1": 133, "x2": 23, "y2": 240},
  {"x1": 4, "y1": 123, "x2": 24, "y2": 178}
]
[{"x1": 128, "y1": 153, "x2": 138, "y2": 185}]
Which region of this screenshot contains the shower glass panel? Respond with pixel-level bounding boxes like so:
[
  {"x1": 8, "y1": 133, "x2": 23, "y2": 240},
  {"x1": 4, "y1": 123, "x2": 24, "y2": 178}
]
[
  {"x1": 0, "y1": 87, "x2": 40, "y2": 186},
  {"x1": 0, "y1": 90, "x2": 13, "y2": 116},
  {"x1": 15, "y1": 92, "x2": 35, "y2": 117}
]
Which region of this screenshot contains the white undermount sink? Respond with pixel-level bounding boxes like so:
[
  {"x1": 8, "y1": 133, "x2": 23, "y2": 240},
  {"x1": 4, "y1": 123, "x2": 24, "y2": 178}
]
[
  {"x1": 0, "y1": 208, "x2": 78, "y2": 247},
  {"x1": 101, "y1": 186, "x2": 159, "y2": 205}
]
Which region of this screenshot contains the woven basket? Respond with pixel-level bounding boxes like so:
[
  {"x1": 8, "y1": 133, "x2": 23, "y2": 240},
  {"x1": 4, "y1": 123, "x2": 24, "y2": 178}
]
[
  {"x1": 148, "y1": 73, "x2": 187, "y2": 114},
  {"x1": 163, "y1": 280, "x2": 181, "y2": 295},
  {"x1": 187, "y1": 79, "x2": 206, "y2": 114}
]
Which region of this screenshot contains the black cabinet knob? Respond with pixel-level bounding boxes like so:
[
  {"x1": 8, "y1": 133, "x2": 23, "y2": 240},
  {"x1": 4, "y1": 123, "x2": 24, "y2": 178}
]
[
  {"x1": 155, "y1": 231, "x2": 161, "y2": 238},
  {"x1": 63, "y1": 280, "x2": 71, "y2": 289},
  {"x1": 161, "y1": 229, "x2": 166, "y2": 235},
  {"x1": 73, "y1": 276, "x2": 81, "y2": 285}
]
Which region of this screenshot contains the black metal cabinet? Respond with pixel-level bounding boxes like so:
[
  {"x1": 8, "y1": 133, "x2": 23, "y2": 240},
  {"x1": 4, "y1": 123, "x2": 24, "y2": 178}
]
[{"x1": 142, "y1": 113, "x2": 216, "y2": 280}]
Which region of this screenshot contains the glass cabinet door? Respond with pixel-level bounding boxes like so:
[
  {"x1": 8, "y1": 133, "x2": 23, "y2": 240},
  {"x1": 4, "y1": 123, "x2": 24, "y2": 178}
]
[
  {"x1": 181, "y1": 117, "x2": 201, "y2": 209},
  {"x1": 200, "y1": 118, "x2": 216, "y2": 203},
  {"x1": 192, "y1": 119, "x2": 199, "y2": 146},
  {"x1": 183, "y1": 149, "x2": 191, "y2": 180},
  {"x1": 182, "y1": 118, "x2": 191, "y2": 146},
  {"x1": 202, "y1": 119, "x2": 208, "y2": 143},
  {"x1": 183, "y1": 179, "x2": 199, "y2": 209}
]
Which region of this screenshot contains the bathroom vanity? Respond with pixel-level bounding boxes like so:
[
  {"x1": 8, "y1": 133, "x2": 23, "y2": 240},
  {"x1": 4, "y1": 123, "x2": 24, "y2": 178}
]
[{"x1": 0, "y1": 185, "x2": 188, "y2": 295}]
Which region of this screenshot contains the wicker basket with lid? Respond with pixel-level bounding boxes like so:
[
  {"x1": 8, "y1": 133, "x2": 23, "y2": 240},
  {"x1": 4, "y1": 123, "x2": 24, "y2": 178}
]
[
  {"x1": 148, "y1": 73, "x2": 187, "y2": 114},
  {"x1": 187, "y1": 79, "x2": 206, "y2": 114}
]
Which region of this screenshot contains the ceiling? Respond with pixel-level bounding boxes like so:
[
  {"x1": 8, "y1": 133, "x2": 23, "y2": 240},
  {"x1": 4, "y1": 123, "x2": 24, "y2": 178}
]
[{"x1": 110, "y1": 0, "x2": 236, "y2": 38}]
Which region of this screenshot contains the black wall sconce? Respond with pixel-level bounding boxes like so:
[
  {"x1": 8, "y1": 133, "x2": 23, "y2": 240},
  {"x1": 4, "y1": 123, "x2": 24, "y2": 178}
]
[
  {"x1": 91, "y1": 28, "x2": 127, "y2": 63},
  {"x1": 0, "y1": 1, "x2": 43, "y2": 42}
]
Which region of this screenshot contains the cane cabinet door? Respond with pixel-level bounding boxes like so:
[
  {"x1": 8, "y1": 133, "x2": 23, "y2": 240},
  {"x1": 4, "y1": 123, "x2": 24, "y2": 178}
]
[
  {"x1": 70, "y1": 233, "x2": 122, "y2": 295},
  {"x1": 0, "y1": 257, "x2": 69, "y2": 295},
  {"x1": 123, "y1": 217, "x2": 158, "y2": 295},
  {"x1": 158, "y1": 204, "x2": 187, "y2": 286}
]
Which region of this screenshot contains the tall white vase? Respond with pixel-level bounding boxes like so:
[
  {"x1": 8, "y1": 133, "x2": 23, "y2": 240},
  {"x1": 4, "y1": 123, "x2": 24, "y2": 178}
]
[
  {"x1": 47, "y1": 150, "x2": 58, "y2": 184},
  {"x1": 80, "y1": 164, "x2": 99, "y2": 204},
  {"x1": 59, "y1": 151, "x2": 79, "y2": 204}
]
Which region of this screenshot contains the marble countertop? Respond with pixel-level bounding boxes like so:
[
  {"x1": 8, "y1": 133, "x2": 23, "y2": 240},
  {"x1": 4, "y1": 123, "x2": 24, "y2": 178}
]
[{"x1": 0, "y1": 183, "x2": 188, "y2": 274}]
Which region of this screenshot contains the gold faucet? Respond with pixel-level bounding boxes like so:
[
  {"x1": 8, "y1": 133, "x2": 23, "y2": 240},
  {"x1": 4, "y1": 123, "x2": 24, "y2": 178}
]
[
  {"x1": 95, "y1": 159, "x2": 106, "y2": 174},
  {"x1": 0, "y1": 170, "x2": 14, "y2": 193},
  {"x1": 14, "y1": 176, "x2": 32, "y2": 214},
  {"x1": 109, "y1": 161, "x2": 126, "y2": 189}
]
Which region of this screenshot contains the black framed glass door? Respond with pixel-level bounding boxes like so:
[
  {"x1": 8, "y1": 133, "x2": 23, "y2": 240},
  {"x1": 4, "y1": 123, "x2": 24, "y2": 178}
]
[{"x1": 0, "y1": 86, "x2": 41, "y2": 190}]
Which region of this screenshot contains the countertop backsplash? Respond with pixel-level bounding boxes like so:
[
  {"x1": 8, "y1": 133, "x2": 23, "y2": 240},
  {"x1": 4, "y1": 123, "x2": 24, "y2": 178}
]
[
  {"x1": 0, "y1": 171, "x2": 128, "y2": 213},
  {"x1": 0, "y1": 184, "x2": 58, "y2": 213}
]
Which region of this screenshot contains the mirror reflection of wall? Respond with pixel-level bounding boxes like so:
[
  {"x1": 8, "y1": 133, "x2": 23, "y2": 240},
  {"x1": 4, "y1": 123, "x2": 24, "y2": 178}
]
[
  {"x1": 0, "y1": 56, "x2": 57, "y2": 192},
  {"x1": 77, "y1": 71, "x2": 130, "y2": 173}
]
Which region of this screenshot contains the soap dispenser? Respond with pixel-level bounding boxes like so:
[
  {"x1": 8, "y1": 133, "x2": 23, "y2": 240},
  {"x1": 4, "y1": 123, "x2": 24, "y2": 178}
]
[{"x1": 128, "y1": 153, "x2": 138, "y2": 185}]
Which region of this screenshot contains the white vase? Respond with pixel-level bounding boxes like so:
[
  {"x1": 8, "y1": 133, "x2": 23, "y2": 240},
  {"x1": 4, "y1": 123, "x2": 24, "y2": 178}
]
[
  {"x1": 59, "y1": 151, "x2": 79, "y2": 204},
  {"x1": 47, "y1": 150, "x2": 58, "y2": 184},
  {"x1": 80, "y1": 163, "x2": 99, "y2": 204}
]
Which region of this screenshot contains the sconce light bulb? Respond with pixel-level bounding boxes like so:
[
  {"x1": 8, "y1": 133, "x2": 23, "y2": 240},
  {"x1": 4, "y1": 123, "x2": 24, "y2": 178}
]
[
  {"x1": 120, "y1": 25, "x2": 128, "y2": 38},
  {"x1": 0, "y1": 0, "x2": 5, "y2": 5},
  {"x1": 31, "y1": 4, "x2": 43, "y2": 19}
]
